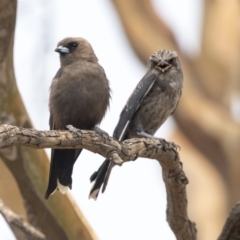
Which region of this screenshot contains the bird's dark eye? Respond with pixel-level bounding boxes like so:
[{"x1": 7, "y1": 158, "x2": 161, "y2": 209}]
[
  {"x1": 151, "y1": 60, "x2": 158, "y2": 66},
  {"x1": 71, "y1": 42, "x2": 78, "y2": 48},
  {"x1": 168, "y1": 58, "x2": 175, "y2": 65}
]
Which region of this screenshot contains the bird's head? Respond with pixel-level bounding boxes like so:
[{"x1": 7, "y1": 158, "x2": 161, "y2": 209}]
[
  {"x1": 148, "y1": 50, "x2": 181, "y2": 73},
  {"x1": 55, "y1": 37, "x2": 98, "y2": 65}
]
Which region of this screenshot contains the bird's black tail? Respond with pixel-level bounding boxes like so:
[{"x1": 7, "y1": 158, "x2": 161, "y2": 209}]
[
  {"x1": 45, "y1": 149, "x2": 82, "y2": 199},
  {"x1": 89, "y1": 159, "x2": 113, "y2": 200}
]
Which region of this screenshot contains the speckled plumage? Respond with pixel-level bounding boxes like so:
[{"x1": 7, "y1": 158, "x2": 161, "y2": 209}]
[
  {"x1": 126, "y1": 55, "x2": 182, "y2": 137},
  {"x1": 89, "y1": 50, "x2": 183, "y2": 200}
]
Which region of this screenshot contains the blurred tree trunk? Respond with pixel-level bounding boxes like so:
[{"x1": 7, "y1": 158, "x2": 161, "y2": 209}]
[
  {"x1": 111, "y1": 0, "x2": 240, "y2": 239},
  {"x1": 0, "y1": 1, "x2": 97, "y2": 239}
]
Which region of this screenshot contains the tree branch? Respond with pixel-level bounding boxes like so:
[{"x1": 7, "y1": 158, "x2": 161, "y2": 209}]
[
  {"x1": 0, "y1": 199, "x2": 46, "y2": 240},
  {"x1": 218, "y1": 202, "x2": 240, "y2": 240},
  {"x1": 0, "y1": 124, "x2": 196, "y2": 239}
]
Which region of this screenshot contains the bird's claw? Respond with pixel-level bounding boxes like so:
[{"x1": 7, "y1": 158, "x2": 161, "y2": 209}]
[
  {"x1": 159, "y1": 138, "x2": 180, "y2": 152},
  {"x1": 94, "y1": 127, "x2": 109, "y2": 141},
  {"x1": 66, "y1": 125, "x2": 82, "y2": 138}
]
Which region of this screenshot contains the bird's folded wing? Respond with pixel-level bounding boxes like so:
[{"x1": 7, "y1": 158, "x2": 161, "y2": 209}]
[{"x1": 113, "y1": 73, "x2": 157, "y2": 141}]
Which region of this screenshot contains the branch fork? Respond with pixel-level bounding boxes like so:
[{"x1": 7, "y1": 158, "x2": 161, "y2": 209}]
[{"x1": 0, "y1": 124, "x2": 238, "y2": 239}]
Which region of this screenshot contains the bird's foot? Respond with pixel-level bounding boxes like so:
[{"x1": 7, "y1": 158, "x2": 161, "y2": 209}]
[
  {"x1": 159, "y1": 138, "x2": 180, "y2": 152},
  {"x1": 66, "y1": 125, "x2": 82, "y2": 138},
  {"x1": 137, "y1": 131, "x2": 180, "y2": 152},
  {"x1": 94, "y1": 127, "x2": 109, "y2": 142}
]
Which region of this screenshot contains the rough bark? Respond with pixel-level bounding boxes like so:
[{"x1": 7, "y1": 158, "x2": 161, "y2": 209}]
[
  {"x1": 218, "y1": 202, "x2": 240, "y2": 240},
  {"x1": 0, "y1": 124, "x2": 197, "y2": 240},
  {"x1": 1, "y1": 124, "x2": 240, "y2": 239}
]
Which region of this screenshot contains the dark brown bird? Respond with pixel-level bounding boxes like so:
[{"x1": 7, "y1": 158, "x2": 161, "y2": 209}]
[
  {"x1": 45, "y1": 37, "x2": 110, "y2": 199},
  {"x1": 89, "y1": 50, "x2": 183, "y2": 200}
]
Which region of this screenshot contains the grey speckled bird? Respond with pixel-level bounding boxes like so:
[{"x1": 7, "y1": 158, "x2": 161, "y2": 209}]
[
  {"x1": 89, "y1": 49, "x2": 183, "y2": 200},
  {"x1": 45, "y1": 37, "x2": 110, "y2": 199}
]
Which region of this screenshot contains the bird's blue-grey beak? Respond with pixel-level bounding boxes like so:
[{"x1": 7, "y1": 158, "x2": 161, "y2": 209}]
[{"x1": 55, "y1": 45, "x2": 70, "y2": 54}]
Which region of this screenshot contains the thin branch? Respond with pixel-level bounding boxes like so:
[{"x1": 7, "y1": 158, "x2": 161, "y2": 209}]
[
  {"x1": 0, "y1": 199, "x2": 45, "y2": 240},
  {"x1": 218, "y1": 202, "x2": 240, "y2": 240},
  {"x1": 0, "y1": 124, "x2": 196, "y2": 239}
]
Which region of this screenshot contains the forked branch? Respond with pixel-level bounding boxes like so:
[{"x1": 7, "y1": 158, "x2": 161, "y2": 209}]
[{"x1": 0, "y1": 124, "x2": 197, "y2": 239}]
